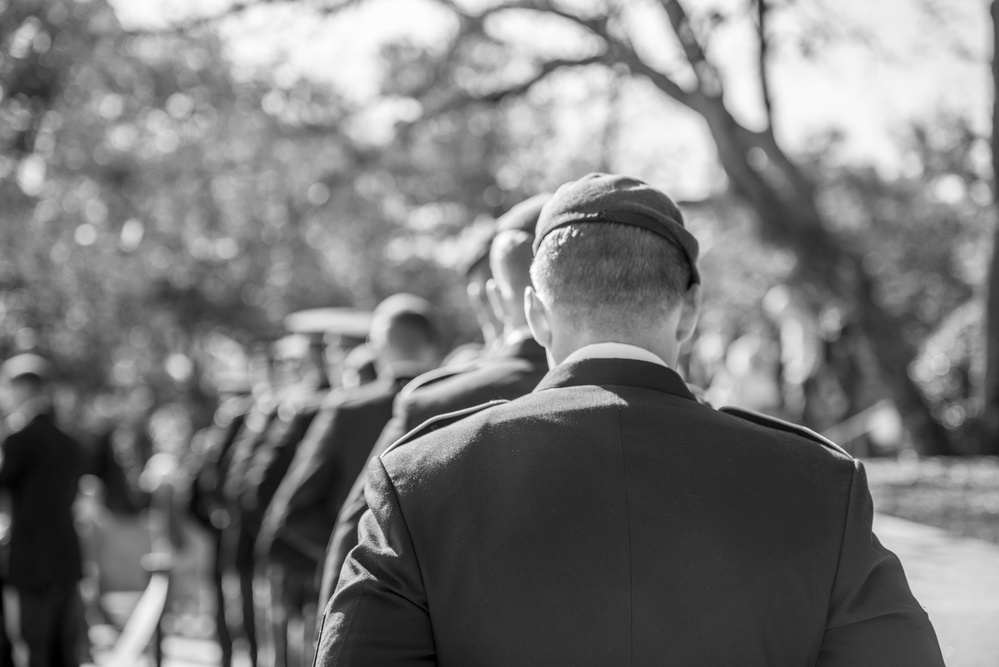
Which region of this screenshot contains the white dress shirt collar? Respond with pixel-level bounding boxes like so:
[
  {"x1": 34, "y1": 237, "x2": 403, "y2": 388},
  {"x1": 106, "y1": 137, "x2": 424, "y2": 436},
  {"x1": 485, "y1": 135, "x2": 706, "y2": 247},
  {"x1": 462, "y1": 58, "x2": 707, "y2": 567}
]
[{"x1": 560, "y1": 342, "x2": 669, "y2": 369}]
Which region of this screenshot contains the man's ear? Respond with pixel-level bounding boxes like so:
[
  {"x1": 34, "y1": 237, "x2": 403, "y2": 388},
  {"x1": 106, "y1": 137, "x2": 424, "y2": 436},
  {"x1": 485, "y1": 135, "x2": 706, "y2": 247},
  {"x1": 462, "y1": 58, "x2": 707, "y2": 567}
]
[
  {"x1": 525, "y1": 287, "x2": 552, "y2": 350},
  {"x1": 675, "y1": 283, "x2": 702, "y2": 344},
  {"x1": 485, "y1": 278, "x2": 505, "y2": 327}
]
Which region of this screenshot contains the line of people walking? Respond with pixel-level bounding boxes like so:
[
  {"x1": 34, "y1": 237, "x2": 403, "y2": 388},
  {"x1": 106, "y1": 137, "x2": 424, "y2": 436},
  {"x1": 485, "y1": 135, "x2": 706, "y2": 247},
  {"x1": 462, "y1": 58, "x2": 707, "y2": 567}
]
[{"x1": 188, "y1": 194, "x2": 551, "y2": 666}]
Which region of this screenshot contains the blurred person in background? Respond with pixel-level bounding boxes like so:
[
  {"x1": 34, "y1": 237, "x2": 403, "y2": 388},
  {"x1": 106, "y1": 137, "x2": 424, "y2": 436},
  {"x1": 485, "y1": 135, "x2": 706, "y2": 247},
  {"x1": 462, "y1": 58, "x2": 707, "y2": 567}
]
[
  {"x1": 218, "y1": 339, "x2": 291, "y2": 667},
  {"x1": 315, "y1": 195, "x2": 550, "y2": 622},
  {"x1": 0, "y1": 354, "x2": 88, "y2": 667},
  {"x1": 244, "y1": 309, "x2": 369, "y2": 667},
  {"x1": 460, "y1": 220, "x2": 503, "y2": 362},
  {"x1": 187, "y1": 377, "x2": 255, "y2": 667},
  {"x1": 338, "y1": 344, "x2": 377, "y2": 391},
  {"x1": 240, "y1": 332, "x2": 331, "y2": 667},
  {"x1": 257, "y1": 295, "x2": 439, "y2": 667}
]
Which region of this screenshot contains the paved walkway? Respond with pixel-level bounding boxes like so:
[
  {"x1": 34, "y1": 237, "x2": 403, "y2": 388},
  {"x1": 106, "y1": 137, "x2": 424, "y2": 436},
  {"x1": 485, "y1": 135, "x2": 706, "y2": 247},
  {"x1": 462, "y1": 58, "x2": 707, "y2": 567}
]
[
  {"x1": 874, "y1": 514, "x2": 999, "y2": 667},
  {"x1": 108, "y1": 513, "x2": 999, "y2": 666}
]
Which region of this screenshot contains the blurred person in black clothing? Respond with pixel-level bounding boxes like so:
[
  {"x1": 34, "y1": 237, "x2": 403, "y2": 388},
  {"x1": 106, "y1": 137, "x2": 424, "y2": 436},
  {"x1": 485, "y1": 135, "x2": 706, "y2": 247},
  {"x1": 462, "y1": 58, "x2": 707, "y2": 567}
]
[
  {"x1": 244, "y1": 333, "x2": 333, "y2": 667},
  {"x1": 257, "y1": 296, "x2": 438, "y2": 667},
  {"x1": 0, "y1": 354, "x2": 87, "y2": 667},
  {"x1": 316, "y1": 195, "x2": 550, "y2": 617},
  {"x1": 218, "y1": 342, "x2": 289, "y2": 667},
  {"x1": 188, "y1": 383, "x2": 254, "y2": 667}
]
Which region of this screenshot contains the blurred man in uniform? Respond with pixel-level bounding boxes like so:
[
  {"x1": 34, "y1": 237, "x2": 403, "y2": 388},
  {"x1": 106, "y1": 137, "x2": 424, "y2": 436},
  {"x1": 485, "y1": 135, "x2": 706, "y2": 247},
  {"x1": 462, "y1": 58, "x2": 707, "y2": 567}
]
[
  {"x1": 459, "y1": 219, "x2": 503, "y2": 362},
  {"x1": 316, "y1": 173, "x2": 944, "y2": 666},
  {"x1": 0, "y1": 354, "x2": 86, "y2": 667},
  {"x1": 189, "y1": 376, "x2": 257, "y2": 667},
  {"x1": 315, "y1": 194, "x2": 550, "y2": 617},
  {"x1": 258, "y1": 295, "x2": 439, "y2": 666},
  {"x1": 218, "y1": 338, "x2": 296, "y2": 667},
  {"x1": 247, "y1": 310, "x2": 370, "y2": 667}
]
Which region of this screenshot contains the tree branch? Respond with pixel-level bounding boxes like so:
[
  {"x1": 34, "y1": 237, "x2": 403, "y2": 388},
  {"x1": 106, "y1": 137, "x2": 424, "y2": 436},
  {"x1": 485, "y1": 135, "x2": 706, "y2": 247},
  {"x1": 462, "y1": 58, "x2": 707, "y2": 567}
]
[
  {"x1": 121, "y1": 0, "x2": 364, "y2": 36},
  {"x1": 436, "y1": 53, "x2": 610, "y2": 113},
  {"x1": 757, "y1": 0, "x2": 774, "y2": 132},
  {"x1": 409, "y1": 1, "x2": 700, "y2": 123},
  {"x1": 505, "y1": 1, "x2": 699, "y2": 110},
  {"x1": 656, "y1": 0, "x2": 723, "y2": 97}
]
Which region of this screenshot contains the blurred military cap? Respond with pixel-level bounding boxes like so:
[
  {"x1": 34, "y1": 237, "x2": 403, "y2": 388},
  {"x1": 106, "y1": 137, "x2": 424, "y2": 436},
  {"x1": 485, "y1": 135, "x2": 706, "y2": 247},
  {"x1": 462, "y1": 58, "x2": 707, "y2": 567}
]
[
  {"x1": 372, "y1": 293, "x2": 435, "y2": 320},
  {"x1": 534, "y1": 173, "x2": 700, "y2": 285},
  {"x1": 495, "y1": 193, "x2": 552, "y2": 235},
  {"x1": 1, "y1": 353, "x2": 52, "y2": 382},
  {"x1": 284, "y1": 308, "x2": 372, "y2": 339}
]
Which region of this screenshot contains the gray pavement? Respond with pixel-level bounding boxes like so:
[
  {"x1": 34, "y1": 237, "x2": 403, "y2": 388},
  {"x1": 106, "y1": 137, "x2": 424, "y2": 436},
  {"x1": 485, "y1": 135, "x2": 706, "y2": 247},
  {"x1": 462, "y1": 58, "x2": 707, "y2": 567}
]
[
  {"x1": 112, "y1": 513, "x2": 999, "y2": 666},
  {"x1": 875, "y1": 513, "x2": 999, "y2": 667}
]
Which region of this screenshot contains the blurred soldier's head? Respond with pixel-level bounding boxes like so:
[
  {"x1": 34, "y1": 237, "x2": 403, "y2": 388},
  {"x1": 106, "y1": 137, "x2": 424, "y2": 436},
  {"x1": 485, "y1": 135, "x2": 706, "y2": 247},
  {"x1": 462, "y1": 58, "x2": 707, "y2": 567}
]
[
  {"x1": 461, "y1": 224, "x2": 503, "y2": 352},
  {"x1": 526, "y1": 173, "x2": 702, "y2": 368},
  {"x1": 0, "y1": 353, "x2": 51, "y2": 414},
  {"x1": 368, "y1": 294, "x2": 441, "y2": 378},
  {"x1": 487, "y1": 194, "x2": 550, "y2": 340},
  {"x1": 340, "y1": 343, "x2": 378, "y2": 390}
]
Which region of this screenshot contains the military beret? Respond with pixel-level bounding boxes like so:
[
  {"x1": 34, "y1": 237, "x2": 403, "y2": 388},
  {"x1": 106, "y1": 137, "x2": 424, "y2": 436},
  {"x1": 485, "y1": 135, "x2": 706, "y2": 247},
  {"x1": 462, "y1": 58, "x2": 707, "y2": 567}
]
[
  {"x1": 534, "y1": 173, "x2": 700, "y2": 285},
  {"x1": 1, "y1": 353, "x2": 52, "y2": 382},
  {"x1": 495, "y1": 193, "x2": 552, "y2": 235}
]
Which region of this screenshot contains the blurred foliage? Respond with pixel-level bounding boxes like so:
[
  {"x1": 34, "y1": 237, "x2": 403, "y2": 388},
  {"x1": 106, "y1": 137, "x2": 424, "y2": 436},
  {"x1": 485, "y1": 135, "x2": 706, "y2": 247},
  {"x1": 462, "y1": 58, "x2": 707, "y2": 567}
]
[
  {"x1": 0, "y1": 0, "x2": 496, "y2": 428},
  {"x1": 0, "y1": 0, "x2": 993, "y2": 455},
  {"x1": 866, "y1": 457, "x2": 999, "y2": 545}
]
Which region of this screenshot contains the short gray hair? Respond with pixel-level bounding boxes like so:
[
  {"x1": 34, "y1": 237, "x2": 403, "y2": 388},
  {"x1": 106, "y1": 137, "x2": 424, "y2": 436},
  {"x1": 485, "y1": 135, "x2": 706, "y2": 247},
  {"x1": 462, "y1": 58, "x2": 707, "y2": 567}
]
[{"x1": 530, "y1": 223, "x2": 692, "y2": 326}]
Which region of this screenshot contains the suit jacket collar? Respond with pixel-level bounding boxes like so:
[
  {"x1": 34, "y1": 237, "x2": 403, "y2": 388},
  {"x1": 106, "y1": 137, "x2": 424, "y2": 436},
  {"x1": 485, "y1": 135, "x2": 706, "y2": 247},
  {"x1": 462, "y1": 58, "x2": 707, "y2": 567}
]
[
  {"x1": 533, "y1": 358, "x2": 696, "y2": 402},
  {"x1": 496, "y1": 335, "x2": 547, "y2": 365}
]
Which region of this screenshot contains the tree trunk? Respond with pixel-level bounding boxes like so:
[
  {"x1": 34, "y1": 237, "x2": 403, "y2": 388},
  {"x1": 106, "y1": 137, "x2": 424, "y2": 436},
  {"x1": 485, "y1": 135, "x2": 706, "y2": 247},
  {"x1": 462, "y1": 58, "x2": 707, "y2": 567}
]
[
  {"x1": 981, "y1": 0, "x2": 999, "y2": 455},
  {"x1": 696, "y1": 101, "x2": 955, "y2": 456}
]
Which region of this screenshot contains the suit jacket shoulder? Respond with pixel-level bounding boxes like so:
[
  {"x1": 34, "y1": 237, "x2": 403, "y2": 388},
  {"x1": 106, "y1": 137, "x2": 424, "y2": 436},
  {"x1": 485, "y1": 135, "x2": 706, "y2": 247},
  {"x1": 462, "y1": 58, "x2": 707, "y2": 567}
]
[
  {"x1": 399, "y1": 362, "x2": 480, "y2": 400},
  {"x1": 384, "y1": 400, "x2": 508, "y2": 457},
  {"x1": 718, "y1": 406, "x2": 851, "y2": 458}
]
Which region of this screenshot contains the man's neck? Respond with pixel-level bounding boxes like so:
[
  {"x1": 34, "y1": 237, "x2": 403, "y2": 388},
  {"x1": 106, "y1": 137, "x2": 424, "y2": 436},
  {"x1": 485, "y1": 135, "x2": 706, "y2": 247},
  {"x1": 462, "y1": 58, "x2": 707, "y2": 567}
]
[{"x1": 560, "y1": 342, "x2": 669, "y2": 368}]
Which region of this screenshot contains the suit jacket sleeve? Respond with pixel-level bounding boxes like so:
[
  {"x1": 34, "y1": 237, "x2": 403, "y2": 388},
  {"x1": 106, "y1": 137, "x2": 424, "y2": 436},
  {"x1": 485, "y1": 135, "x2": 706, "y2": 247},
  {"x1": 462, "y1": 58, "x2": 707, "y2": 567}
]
[
  {"x1": 269, "y1": 405, "x2": 354, "y2": 562},
  {"x1": 817, "y1": 460, "x2": 944, "y2": 666},
  {"x1": 316, "y1": 395, "x2": 412, "y2": 606},
  {"x1": 257, "y1": 405, "x2": 334, "y2": 540},
  {"x1": 314, "y1": 456, "x2": 435, "y2": 667},
  {"x1": 0, "y1": 432, "x2": 26, "y2": 487}
]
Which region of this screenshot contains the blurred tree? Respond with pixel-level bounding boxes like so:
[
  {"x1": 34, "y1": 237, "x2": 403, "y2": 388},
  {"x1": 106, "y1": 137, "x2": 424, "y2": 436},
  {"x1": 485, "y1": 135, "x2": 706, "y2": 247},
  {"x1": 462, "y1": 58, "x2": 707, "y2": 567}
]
[
  {"x1": 0, "y1": 0, "x2": 492, "y2": 429},
  {"x1": 2, "y1": 0, "x2": 989, "y2": 459},
  {"x1": 982, "y1": 0, "x2": 999, "y2": 455},
  {"x1": 360, "y1": 0, "x2": 969, "y2": 456}
]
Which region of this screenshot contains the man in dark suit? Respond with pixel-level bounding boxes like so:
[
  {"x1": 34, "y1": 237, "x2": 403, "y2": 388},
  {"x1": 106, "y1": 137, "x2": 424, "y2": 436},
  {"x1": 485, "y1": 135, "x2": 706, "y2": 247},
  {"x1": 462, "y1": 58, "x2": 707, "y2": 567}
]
[
  {"x1": 316, "y1": 173, "x2": 944, "y2": 666},
  {"x1": 189, "y1": 386, "x2": 254, "y2": 667},
  {"x1": 315, "y1": 194, "x2": 551, "y2": 616},
  {"x1": 0, "y1": 354, "x2": 86, "y2": 667},
  {"x1": 243, "y1": 310, "x2": 370, "y2": 667},
  {"x1": 257, "y1": 295, "x2": 440, "y2": 665}
]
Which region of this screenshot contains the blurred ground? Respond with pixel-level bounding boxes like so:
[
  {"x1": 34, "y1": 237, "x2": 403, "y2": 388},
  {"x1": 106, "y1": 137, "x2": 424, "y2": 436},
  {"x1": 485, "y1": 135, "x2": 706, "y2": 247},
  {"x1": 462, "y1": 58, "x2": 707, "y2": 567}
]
[
  {"x1": 86, "y1": 457, "x2": 999, "y2": 666},
  {"x1": 866, "y1": 456, "x2": 999, "y2": 545}
]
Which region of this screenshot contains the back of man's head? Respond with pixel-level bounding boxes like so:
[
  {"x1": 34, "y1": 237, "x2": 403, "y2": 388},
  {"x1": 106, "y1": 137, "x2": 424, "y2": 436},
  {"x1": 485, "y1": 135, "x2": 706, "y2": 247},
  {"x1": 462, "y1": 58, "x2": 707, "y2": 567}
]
[
  {"x1": 528, "y1": 174, "x2": 701, "y2": 363},
  {"x1": 489, "y1": 229, "x2": 534, "y2": 325},
  {"x1": 532, "y1": 224, "x2": 691, "y2": 329},
  {"x1": 0, "y1": 354, "x2": 50, "y2": 414},
  {"x1": 369, "y1": 294, "x2": 440, "y2": 373},
  {"x1": 488, "y1": 194, "x2": 550, "y2": 333},
  {"x1": 461, "y1": 223, "x2": 502, "y2": 348}
]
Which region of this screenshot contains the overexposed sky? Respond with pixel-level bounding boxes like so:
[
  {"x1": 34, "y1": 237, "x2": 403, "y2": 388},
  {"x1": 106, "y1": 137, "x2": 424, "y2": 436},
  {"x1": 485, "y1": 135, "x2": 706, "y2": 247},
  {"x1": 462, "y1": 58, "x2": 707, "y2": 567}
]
[{"x1": 111, "y1": 0, "x2": 991, "y2": 197}]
